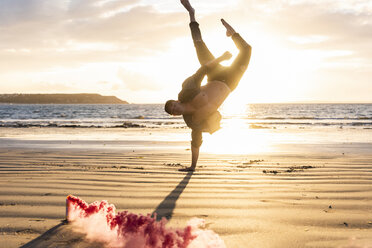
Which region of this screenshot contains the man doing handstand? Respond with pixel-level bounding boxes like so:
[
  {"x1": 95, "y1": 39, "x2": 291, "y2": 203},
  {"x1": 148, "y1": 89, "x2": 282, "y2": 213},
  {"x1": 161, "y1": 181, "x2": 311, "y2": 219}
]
[{"x1": 165, "y1": 0, "x2": 252, "y2": 171}]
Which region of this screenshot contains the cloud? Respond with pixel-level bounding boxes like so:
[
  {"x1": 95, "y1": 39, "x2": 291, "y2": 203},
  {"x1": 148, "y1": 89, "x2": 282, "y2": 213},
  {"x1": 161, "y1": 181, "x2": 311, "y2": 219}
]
[
  {"x1": 228, "y1": 0, "x2": 372, "y2": 84},
  {"x1": 117, "y1": 67, "x2": 162, "y2": 91},
  {"x1": 1, "y1": 81, "x2": 79, "y2": 93},
  {"x1": 2, "y1": 0, "x2": 370, "y2": 71},
  {"x1": 0, "y1": 0, "x2": 371, "y2": 102},
  {"x1": 0, "y1": 0, "x2": 185, "y2": 72},
  {"x1": 67, "y1": 0, "x2": 140, "y2": 19},
  {"x1": 241, "y1": 0, "x2": 372, "y2": 57}
]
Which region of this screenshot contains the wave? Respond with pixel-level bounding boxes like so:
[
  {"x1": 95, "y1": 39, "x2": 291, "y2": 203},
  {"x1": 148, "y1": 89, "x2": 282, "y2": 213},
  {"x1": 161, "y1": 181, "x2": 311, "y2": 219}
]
[
  {"x1": 248, "y1": 117, "x2": 372, "y2": 120},
  {"x1": 1, "y1": 120, "x2": 372, "y2": 128},
  {"x1": 0, "y1": 122, "x2": 148, "y2": 128}
]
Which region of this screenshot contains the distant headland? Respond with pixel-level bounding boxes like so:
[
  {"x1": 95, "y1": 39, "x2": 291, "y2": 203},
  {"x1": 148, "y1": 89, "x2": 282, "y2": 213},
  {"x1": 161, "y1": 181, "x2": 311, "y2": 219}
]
[{"x1": 0, "y1": 94, "x2": 128, "y2": 104}]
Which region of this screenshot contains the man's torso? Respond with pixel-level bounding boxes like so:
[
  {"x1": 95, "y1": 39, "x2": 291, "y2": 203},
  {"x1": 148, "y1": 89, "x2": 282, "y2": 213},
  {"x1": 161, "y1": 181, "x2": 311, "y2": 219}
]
[{"x1": 188, "y1": 80, "x2": 231, "y2": 113}]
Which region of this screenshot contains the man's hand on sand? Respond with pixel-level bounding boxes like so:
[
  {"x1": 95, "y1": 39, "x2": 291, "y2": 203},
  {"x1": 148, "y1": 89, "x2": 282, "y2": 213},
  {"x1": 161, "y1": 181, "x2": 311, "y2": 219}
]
[
  {"x1": 179, "y1": 167, "x2": 195, "y2": 172},
  {"x1": 221, "y1": 19, "x2": 236, "y2": 37}
]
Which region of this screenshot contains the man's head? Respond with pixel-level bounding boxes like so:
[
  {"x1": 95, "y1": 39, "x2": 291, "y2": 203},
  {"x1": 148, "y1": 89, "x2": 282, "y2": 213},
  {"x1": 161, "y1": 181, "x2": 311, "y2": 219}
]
[{"x1": 165, "y1": 100, "x2": 184, "y2": 115}]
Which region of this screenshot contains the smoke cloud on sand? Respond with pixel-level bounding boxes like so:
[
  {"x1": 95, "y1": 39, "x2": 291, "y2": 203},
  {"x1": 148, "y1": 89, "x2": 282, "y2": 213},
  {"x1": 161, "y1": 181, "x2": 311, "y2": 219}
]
[{"x1": 66, "y1": 195, "x2": 226, "y2": 248}]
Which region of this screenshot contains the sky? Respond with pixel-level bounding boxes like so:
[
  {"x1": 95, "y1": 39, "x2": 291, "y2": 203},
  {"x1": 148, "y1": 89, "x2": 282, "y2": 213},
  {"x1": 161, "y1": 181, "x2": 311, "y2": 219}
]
[{"x1": 0, "y1": 0, "x2": 371, "y2": 103}]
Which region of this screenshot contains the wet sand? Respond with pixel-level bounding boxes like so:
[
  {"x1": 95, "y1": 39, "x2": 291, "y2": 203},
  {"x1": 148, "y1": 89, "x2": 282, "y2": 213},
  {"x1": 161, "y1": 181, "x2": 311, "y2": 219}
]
[{"x1": 0, "y1": 128, "x2": 372, "y2": 248}]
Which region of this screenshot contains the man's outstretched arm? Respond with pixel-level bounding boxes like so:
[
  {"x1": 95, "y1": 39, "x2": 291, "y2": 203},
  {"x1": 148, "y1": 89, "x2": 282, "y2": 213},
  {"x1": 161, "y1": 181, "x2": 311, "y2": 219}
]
[
  {"x1": 180, "y1": 51, "x2": 232, "y2": 100},
  {"x1": 204, "y1": 51, "x2": 232, "y2": 69}
]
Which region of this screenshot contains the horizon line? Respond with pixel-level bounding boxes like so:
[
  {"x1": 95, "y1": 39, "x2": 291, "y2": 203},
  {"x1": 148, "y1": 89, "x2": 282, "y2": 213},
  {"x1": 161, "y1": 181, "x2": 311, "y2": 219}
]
[{"x1": 1, "y1": 93, "x2": 371, "y2": 104}]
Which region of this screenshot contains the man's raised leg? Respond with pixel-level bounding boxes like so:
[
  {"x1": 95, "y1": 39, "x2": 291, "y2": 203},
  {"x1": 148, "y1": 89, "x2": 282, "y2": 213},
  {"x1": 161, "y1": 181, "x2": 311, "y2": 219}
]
[
  {"x1": 221, "y1": 19, "x2": 237, "y2": 37},
  {"x1": 181, "y1": 0, "x2": 218, "y2": 66},
  {"x1": 180, "y1": 0, "x2": 195, "y2": 22}
]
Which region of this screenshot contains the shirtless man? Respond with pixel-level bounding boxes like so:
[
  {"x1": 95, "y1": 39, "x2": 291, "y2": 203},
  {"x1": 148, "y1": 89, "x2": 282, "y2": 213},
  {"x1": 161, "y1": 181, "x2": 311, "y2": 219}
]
[{"x1": 165, "y1": 0, "x2": 252, "y2": 171}]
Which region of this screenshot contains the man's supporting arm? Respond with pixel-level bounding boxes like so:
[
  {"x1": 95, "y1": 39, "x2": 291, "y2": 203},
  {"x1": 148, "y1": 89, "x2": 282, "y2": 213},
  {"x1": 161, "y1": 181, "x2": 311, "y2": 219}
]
[
  {"x1": 191, "y1": 145, "x2": 200, "y2": 169},
  {"x1": 190, "y1": 129, "x2": 202, "y2": 169}
]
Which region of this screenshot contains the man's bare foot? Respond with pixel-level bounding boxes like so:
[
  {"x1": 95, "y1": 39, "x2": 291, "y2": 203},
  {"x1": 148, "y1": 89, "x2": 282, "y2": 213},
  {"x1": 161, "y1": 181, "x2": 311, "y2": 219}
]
[
  {"x1": 221, "y1": 19, "x2": 236, "y2": 37},
  {"x1": 180, "y1": 0, "x2": 194, "y2": 13}
]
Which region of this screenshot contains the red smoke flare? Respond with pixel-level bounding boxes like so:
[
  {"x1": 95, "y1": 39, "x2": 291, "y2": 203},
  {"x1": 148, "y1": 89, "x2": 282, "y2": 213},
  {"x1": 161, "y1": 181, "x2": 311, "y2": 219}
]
[{"x1": 66, "y1": 195, "x2": 226, "y2": 248}]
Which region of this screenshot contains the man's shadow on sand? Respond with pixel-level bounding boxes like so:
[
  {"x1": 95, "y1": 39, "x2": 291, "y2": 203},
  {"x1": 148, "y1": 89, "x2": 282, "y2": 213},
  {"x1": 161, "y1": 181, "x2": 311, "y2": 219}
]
[
  {"x1": 152, "y1": 170, "x2": 194, "y2": 221},
  {"x1": 20, "y1": 221, "x2": 103, "y2": 248},
  {"x1": 21, "y1": 170, "x2": 194, "y2": 247}
]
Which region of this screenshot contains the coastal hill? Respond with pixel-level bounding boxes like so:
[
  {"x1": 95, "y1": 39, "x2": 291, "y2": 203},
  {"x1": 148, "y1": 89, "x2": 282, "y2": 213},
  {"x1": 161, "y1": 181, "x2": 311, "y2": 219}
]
[{"x1": 0, "y1": 94, "x2": 128, "y2": 104}]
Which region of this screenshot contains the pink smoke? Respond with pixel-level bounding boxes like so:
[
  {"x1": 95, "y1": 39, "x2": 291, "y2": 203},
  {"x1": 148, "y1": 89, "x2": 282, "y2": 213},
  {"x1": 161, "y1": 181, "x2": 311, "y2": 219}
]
[{"x1": 66, "y1": 195, "x2": 226, "y2": 248}]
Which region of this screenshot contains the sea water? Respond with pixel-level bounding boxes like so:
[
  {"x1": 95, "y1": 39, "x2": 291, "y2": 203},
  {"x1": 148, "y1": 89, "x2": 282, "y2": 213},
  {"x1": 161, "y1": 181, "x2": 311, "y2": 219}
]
[{"x1": 0, "y1": 103, "x2": 371, "y2": 130}]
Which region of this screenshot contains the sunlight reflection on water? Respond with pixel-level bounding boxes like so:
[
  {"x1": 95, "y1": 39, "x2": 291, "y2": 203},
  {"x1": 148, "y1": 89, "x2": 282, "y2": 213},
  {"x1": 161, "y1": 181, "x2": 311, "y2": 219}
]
[
  {"x1": 201, "y1": 119, "x2": 274, "y2": 154},
  {"x1": 203, "y1": 102, "x2": 272, "y2": 154}
]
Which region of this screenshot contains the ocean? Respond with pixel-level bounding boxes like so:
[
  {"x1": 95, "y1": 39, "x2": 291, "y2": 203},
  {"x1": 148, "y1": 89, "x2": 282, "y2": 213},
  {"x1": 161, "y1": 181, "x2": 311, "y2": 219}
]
[{"x1": 0, "y1": 103, "x2": 371, "y2": 129}]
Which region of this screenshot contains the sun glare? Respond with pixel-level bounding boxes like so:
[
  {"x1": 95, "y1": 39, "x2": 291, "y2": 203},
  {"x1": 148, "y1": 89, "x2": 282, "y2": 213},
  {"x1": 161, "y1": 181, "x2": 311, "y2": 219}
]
[
  {"x1": 219, "y1": 95, "x2": 247, "y2": 118},
  {"x1": 202, "y1": 119, "x2": 273, "y2": 155},
  {"x1": 201, "y1": 102, "x2": 273, "y2": 155}
]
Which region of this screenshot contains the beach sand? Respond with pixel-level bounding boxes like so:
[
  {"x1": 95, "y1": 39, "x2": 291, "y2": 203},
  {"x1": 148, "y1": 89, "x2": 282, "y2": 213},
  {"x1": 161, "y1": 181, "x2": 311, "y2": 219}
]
[{"x1": 0, "y1": 127, "x2": 372, "y2": 248}]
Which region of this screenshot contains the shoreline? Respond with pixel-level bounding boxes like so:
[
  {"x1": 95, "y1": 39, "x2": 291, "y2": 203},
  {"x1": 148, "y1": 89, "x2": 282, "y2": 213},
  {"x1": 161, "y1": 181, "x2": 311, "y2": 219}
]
[{"x1": 1, "y1": 127, "x2": 371, "y2": 154}]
